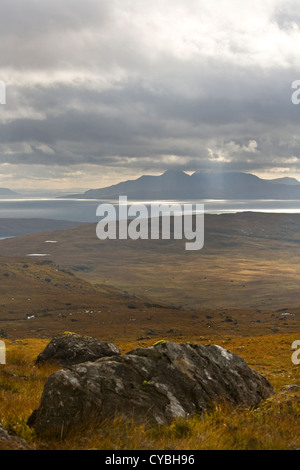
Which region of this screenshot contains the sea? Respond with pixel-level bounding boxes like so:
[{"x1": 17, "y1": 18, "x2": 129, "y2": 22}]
[{"x1": 1, "y1": 197, "x2": 300, "y2": 224}]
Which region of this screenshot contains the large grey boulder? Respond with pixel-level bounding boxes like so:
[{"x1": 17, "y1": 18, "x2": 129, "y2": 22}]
[
  {"x1": 35, "y1": 333, "x2": 120, "y2": 367},
  {"x1": 28, "y1": 341, "x2": 274, "y2": 435}
]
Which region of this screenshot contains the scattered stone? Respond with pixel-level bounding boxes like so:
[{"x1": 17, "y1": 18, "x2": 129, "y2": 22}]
[
  {"x1": 0, "y1": 425, "x2": 31, "y2": 450},
  {"x1": 28, "y1": 341, "x2": 274, "y2": 436},
  {"x1": 225, "y1": 316, "x2": 233, "y2": 323},
  {"x1": 35, "y1": 332, "x2": 121, "y2": 367},
  {"x1": 146, "y1": 329, "x2": 157, "y2": 336},
  {"x1": 281, "y1": 385, "x2": 300, "y2": 392}
]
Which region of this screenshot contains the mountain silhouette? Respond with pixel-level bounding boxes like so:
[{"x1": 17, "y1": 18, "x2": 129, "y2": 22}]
[
  {"x1": 60, "y1": 170, "x2": 300, "y2": 200},
  {"x1": 0, "y1": 188, "x2": 20, "y2": 198}
]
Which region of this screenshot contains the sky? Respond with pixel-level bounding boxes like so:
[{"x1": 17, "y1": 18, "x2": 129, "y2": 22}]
[{"x1": 1, "y1": 0, "x2": 300, "y2": 192}]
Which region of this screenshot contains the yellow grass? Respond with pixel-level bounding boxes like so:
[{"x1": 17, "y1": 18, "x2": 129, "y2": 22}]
[{"x1": 0, "y1": 333, "x2": 299, "y2": 450}]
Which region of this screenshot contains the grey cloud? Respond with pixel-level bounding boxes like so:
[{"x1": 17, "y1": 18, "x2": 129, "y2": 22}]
[
  {"x1": 273, "y1": 1, "x2": 300, "y2": 29},
  {"x1": 1, "y1": 0, "x2": 300, "y2": 188},
  {"x1": 0, "y1": 0, "x2": 111, "y2": 37}
]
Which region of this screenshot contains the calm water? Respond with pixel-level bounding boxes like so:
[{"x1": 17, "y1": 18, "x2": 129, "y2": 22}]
[{"x1": 1, "y1": 197, "x2": 300, "y2": 223}]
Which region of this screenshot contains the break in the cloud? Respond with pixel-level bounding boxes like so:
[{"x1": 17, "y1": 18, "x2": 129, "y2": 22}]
[{"x1": 1, "y1": 0, "x2": 300, "y2": 190}]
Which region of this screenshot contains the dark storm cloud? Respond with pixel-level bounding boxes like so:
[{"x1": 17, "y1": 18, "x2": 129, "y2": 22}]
[{"x1": 0, "y1": 0, "x2": 112, "y2": 65}]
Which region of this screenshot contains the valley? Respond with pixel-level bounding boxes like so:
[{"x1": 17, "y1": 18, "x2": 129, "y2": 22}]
[
  {"x1": 0, "y1": 212, "x2": 299, "y2": 342},
  {"x1": 0, "y1": 211, "x2": 299, "y2": 450}
]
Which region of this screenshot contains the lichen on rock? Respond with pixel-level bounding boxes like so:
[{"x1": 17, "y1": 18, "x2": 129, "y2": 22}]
[{"x1": 28, "y1": 340, "x2": 274, "y2": 436}]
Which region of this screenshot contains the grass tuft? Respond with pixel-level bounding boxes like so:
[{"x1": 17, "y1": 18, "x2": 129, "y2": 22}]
[{"x1": 0, "y1": 334, "x2": 300, "y2": 450}]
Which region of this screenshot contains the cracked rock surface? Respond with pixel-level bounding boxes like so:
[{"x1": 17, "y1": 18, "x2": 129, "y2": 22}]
[
  {"x1": 28, "y1": 341, "x2": 274, "y2": 435},
  {"x1": 0, "y1": 425, "x2": 31, "y2": 450},
  {"x1": 35, "y1": 333, "x2": 120, "y2": 367}
]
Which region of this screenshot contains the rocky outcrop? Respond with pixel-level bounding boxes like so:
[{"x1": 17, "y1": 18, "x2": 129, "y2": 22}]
[
  {"x1": 35, "y1": 332, "x2": 120, "y2": 367},
  {"x1": 28, "y1": 341, "x2": 274, "y2": 436},
  {"x1": 0, "y1": 425, "x2": 31, "y2": 450}
]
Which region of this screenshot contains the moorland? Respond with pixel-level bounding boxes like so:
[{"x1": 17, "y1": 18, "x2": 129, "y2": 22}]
[{"x1": 0, "y1": 211, "x2": 299, "y2": 450}]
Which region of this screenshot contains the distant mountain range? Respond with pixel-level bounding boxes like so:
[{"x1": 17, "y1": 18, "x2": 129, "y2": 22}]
[
  {"x1": 0, "y1": 188, "x2": 19, "y2": 198},
  {"x1": 60, "y1": 170, "x2": 300, "y2": 200},
  {"x1": 269, "y1": 177, "x2": 300, "y2": 186}
]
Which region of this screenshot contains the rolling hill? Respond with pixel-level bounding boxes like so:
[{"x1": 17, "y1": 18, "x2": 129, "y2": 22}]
[
  {"x1": 60, "y1": 170, "x2": 300, "y2": 200},
  {"x1": 0, "y1": 218, "x2": 84, "y2": 238},
  {"x1": 0, "y1": 212, "x2": 299, "y2": 341},
  {"x1": 0, "y1": 255, "x2": 205, "y2": 342},
  {"x1": 0, "y1": 188, "x2": 19, "y2": 198}
]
